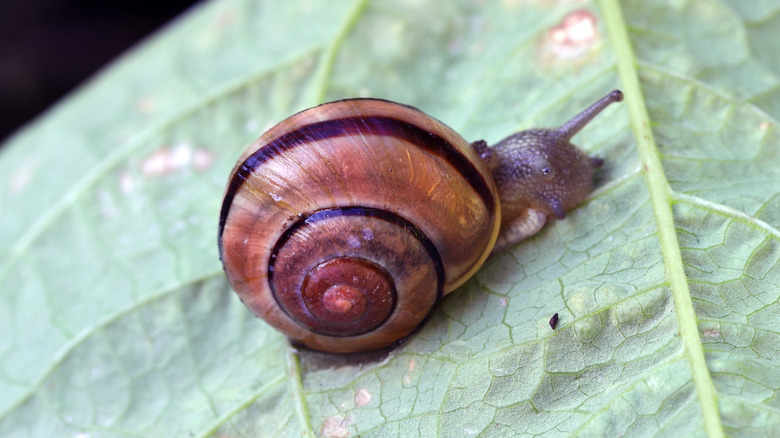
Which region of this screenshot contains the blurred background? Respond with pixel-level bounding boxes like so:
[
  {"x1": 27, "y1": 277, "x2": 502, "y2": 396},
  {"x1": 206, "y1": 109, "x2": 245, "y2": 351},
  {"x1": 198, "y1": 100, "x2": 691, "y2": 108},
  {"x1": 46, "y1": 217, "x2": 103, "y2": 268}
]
[{"x1": 0, "y1": 0, "x2": 198, "y2": 144}]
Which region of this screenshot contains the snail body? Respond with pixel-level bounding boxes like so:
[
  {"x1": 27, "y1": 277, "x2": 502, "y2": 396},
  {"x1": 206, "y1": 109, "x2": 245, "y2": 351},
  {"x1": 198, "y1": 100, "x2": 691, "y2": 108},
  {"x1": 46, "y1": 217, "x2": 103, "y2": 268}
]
[{"x1": 218, "y1": 90, "x2": 623, "y2": 353}]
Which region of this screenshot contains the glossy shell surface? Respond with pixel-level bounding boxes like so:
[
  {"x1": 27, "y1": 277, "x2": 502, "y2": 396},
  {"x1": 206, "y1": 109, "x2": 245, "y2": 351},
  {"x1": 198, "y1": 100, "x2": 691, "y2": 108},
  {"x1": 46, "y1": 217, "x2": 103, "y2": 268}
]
[{"x1": 218, "y1": 99, "x2": 500, "y2": 352}]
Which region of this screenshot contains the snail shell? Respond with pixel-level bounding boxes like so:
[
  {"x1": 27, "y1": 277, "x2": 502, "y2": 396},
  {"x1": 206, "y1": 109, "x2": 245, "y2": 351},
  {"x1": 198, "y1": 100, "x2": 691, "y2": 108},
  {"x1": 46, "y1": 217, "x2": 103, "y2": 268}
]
[{"x1": 219, "y1": 91, "x2": 623, "y2": 353}]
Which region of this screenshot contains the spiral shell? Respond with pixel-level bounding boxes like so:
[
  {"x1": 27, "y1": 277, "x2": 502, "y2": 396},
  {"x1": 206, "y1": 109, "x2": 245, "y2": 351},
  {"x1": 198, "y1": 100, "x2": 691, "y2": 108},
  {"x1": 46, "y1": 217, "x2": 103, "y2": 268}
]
[{"x1": 218, "y1": 99, "x2": 500, "y2": 353}]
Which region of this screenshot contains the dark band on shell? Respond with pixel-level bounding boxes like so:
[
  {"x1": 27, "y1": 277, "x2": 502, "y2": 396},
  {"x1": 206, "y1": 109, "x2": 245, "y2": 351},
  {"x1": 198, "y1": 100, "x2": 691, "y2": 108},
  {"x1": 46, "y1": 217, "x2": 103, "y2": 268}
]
[{"x1": 218, "y1": 100, "x2": 497, "y2": 254}]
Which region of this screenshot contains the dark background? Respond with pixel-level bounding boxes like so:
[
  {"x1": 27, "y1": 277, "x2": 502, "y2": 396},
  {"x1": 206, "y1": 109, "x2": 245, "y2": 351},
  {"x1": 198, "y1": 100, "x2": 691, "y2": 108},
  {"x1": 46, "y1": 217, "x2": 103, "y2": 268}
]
[{"x1": 0, "y1": 0, "x2": 199, "y2": 143}]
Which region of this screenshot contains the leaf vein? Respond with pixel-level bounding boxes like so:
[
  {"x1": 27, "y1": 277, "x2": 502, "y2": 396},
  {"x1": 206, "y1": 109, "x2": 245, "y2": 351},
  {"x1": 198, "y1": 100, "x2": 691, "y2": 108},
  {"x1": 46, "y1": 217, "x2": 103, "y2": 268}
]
[{"x1": 599, "y1": 0, "x2": 725, "y2": 436}]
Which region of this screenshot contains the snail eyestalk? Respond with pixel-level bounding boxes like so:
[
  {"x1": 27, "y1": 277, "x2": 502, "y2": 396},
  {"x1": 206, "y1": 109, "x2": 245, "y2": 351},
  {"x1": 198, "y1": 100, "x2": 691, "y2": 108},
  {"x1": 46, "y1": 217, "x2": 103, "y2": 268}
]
[
  {"x1": 558, "y1": 90, "x2": 624, "y2": 140},
  {"x1": 488, "y1": 90, "x2": 624, "y2": 251}
]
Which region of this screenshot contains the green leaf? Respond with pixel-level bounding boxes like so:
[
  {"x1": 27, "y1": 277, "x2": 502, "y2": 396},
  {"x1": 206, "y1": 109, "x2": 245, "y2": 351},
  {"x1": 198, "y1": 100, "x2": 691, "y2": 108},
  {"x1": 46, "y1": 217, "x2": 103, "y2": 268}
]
[{"x1": 1, "y1": 0, "x2": 779, "y2": 436}]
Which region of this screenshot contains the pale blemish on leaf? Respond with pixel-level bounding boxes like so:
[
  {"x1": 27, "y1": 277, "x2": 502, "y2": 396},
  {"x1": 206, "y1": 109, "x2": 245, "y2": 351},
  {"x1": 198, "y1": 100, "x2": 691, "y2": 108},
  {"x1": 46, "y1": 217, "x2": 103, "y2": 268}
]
[
  {"x1": 118, "y1": 170, "x2": 136, "y2": 194},
  {"x1": 135, "y1": 97, "x2": 156, "y2": 115},
  {"x1": 191, "y1": 149, "x2": 215, "y2": 172},
  {"x1": 321, "y1": 415, "x2": 352, "y2": 438},
  {"x1": 574, "y1": 313, "x2": 604, "y2": 343},
  {"x1": 566, "y1": 286, "x2": 593, "y2": 317},
  {"x1": 245, "y1": 119, "x2": 260, "y2": 132},
  {"x1": 614, "y1": 297, "x2": 643, "y2": 328},
  {"x1": 8, "y1": 158, "x2": 39, "y2": 196},
  {"x1": 354, "y1": 388, "x2": 371, "y2": 407},
  {"x1": 539, "y1": 10, "x2": 599, "y2": 64},
  {"x1": 702, "y1": 328, "x2": 721, "y2": 339},
  {"x1": 140, "y1": 143, "x2": 214, "y2": 177},
  {"x1": 97, "y1": 189, "x2": 118, "y2": 219},
  {"x1": 403, "y1": 358, "x2": 416, "y2": 385},
  {"x1": 595, "y1": 285, "x2": 621, "y2": 307},
  {"x1": 215, "y1": 9, "x2": 238, "y2": 29}
]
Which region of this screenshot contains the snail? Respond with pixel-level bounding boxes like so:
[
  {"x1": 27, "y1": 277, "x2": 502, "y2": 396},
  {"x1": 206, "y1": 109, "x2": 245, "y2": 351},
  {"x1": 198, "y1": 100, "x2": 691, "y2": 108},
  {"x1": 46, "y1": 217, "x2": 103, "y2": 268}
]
[{"x1": 218, "y1": 90, "x2": 623, "y2": 353}]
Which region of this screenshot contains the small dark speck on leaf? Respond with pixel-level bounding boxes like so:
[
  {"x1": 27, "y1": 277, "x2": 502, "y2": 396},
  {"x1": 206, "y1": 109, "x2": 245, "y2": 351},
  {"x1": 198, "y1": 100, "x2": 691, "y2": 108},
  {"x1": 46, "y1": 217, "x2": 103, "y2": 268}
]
[{"x1": 549, "y1": 313, "x2": 559, "y2": 330}]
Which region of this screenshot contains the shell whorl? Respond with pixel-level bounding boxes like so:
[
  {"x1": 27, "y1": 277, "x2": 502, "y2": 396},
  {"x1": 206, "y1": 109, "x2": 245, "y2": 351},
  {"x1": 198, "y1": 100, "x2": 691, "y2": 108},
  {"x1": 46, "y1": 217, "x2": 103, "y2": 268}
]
[
  {"x1": 218, "y1": 99, "x2": 500, "y2": 352},
  {"x1": 268, "y1": 207, "x2": 443, "y2": 338}
]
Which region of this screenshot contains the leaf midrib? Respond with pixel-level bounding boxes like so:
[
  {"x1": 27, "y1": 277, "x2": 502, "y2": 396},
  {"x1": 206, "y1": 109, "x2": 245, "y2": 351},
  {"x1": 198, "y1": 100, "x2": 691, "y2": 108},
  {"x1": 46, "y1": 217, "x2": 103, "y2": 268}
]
[{"x1": 598, "y1": 0, "x2": 725, "y2": 437}]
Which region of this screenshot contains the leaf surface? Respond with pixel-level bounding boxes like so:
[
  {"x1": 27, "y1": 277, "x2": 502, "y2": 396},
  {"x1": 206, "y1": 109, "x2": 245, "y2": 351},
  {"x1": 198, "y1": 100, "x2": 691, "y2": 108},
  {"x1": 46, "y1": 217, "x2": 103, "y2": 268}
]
[{"x1": 1, "y1": 0, "x2": 779, "y2": 436}]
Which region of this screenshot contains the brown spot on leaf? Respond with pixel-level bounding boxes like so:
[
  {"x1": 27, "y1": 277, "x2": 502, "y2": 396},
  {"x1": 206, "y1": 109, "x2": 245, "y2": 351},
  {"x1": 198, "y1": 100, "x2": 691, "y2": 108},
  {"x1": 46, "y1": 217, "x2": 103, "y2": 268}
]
[
  {"x1": 539, "y1": 10, "x2": 599, "y2": 65},
  {"x1": 321, "y1": 415, "x2": 351, "y2": 438}
]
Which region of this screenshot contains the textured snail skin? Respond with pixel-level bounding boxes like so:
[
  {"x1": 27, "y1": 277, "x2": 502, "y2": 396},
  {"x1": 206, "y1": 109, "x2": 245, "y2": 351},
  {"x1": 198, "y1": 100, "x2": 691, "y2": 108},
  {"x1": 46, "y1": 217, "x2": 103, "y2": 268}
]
[
  {"x1": 218, "y1": 91, "x2": 623, "y2": 353},
  {"x1": 489, "y1": 90, "x2": 623, "y2": 251}
]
